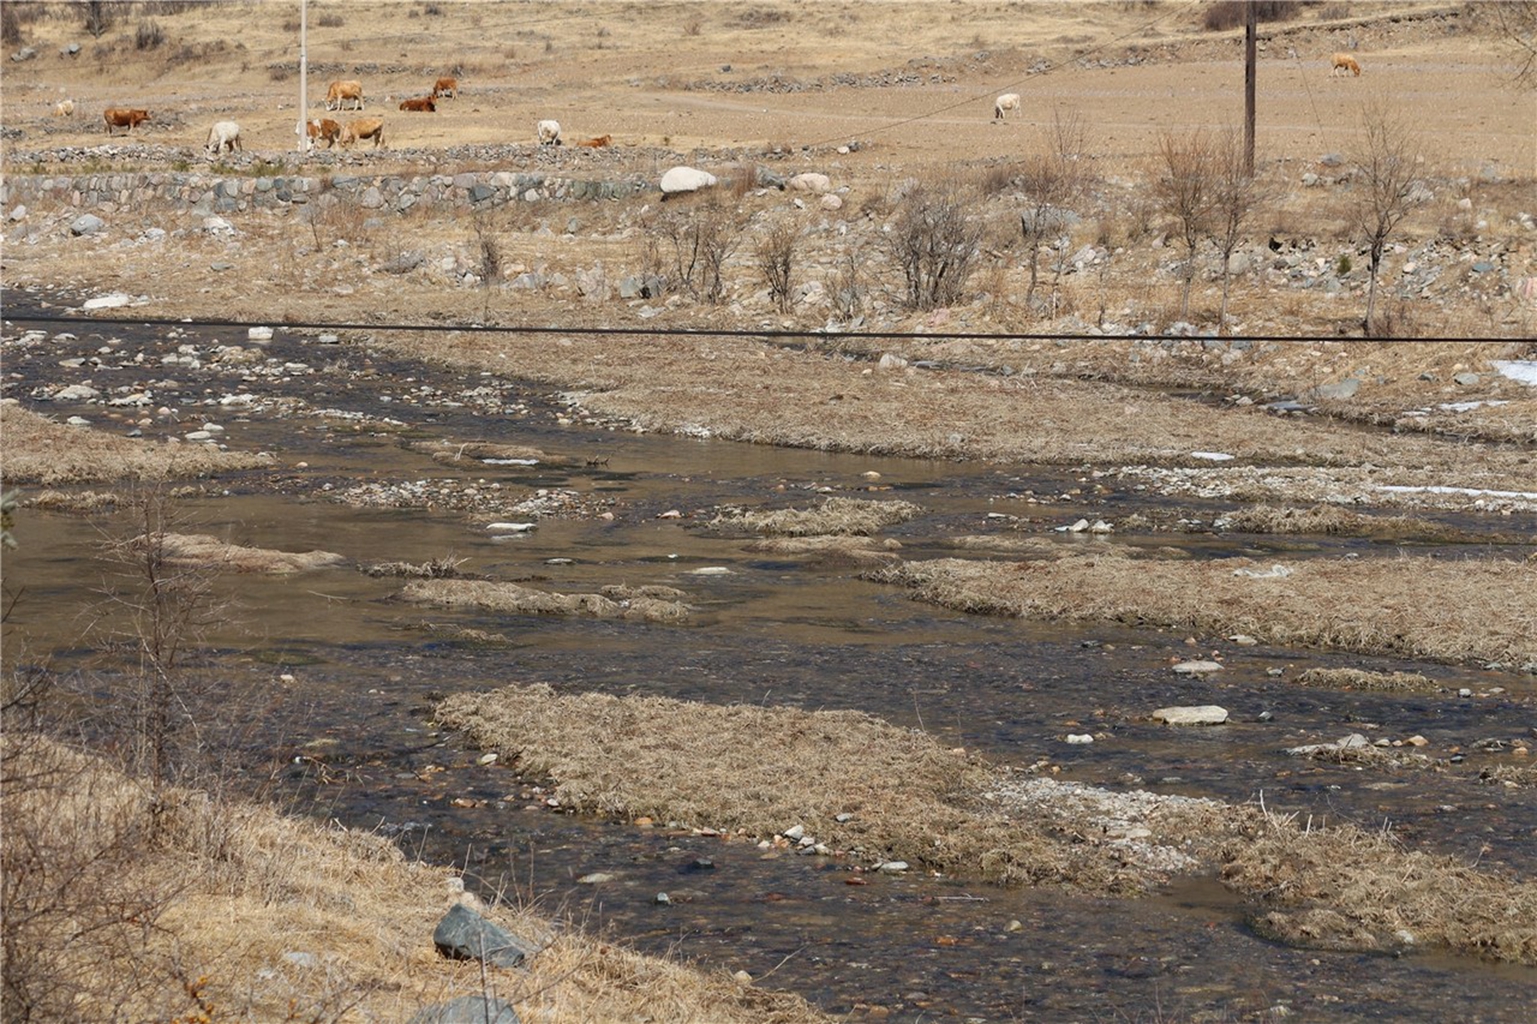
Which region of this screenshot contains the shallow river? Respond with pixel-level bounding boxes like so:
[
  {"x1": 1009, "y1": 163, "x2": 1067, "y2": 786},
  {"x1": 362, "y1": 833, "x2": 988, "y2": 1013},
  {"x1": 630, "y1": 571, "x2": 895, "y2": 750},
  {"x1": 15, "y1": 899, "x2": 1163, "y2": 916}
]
[{"x1": 4, "y1": 295, "x2": 1535, "y2": 1021}]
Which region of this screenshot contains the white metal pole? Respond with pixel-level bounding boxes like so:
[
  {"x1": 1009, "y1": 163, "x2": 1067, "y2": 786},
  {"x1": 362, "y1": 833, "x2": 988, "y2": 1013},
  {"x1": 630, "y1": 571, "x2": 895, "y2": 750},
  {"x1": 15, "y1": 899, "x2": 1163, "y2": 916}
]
[{"x1": 297, "y1": 0, "x2": 308, "y2": 153}]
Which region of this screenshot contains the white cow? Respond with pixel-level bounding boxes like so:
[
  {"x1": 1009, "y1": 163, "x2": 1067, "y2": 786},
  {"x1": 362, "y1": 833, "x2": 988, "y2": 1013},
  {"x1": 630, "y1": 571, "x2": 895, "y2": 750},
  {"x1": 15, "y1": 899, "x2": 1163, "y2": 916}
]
[
  {"x1": 994, "y1": 93, "x2": 1021, "y2": 121},
  {"x1": 204, "y1": 120, "x2": 242, "y2": 155},
  {"x1": 54, "y1": 98, "x2": 76, "y2": 117},
  {"x1": 536, "y1": 119, "x2": 562, "y2": 146}
]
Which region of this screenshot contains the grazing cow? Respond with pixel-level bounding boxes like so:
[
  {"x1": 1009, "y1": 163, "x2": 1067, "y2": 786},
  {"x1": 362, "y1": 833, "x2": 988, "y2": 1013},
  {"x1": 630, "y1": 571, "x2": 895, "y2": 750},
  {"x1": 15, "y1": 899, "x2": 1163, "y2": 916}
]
[
  {"x1": 341, "y1": 116, "x2": 385, "y2": 149},
  {"x1": 994, "y1": 93, "x2": 1021, "y2": 120},
  {"x1": 575, "y1": 134, "x2": 612, "y2": 148},
  {"x1": 306, "y1": 117, "x2": 342, "y2": 149},
  {"x1": 432, "y1": 76, "x2": 458, "y2": 99},
  {"x1": 1330, "y1": 52, "x2": 1361, "y2": 76},
  {"x1": 54, "y1": 98, "x2": 76, "y2": 117},
  {"x1": 325, "y1": 79, "x2": 365, "y2": 111},
  {"x1": 204, "y1": 120, "x2": 242, "y2": 155},
  {"x1": 399, "y1": 96, "x2": 436, "y2": 112},
  {"x1": 103, "y1": 107, "x2": 150, "y2": 135},
  {"x1": 536, "y1": 119, "x2": 562, "y2": 146}
]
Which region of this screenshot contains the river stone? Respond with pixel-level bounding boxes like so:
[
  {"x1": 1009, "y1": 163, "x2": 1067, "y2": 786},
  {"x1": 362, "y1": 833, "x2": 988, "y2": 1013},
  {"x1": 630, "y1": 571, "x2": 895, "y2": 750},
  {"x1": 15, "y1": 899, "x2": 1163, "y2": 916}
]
[
  {"x1": 1453, "y1": 372, "x2": 1480, "y2": 386},
  {"x1": 1152, "y1": 705, "x2": 1229, "y2": 726},
  {"x1": 407, "y1": 995, "x2": 520, "y2": 1024},
  {"x1": 788, "y1": 172, "x2": 832, "y2": 194},
  {"x1": 1310, "y1": 377, "x2": 1360, "y2": 400},
  {"x1": 70, "y1": 213, "x2": 105, "y2": 236},
  {"x1": 660, "y1": 166, "x2": 717, "y2": 194},
  {"x1": 432, "y1": 904, "x2": 532, "y2": 968},
  {"x1": 1170, "y1": 660, "x2": 1223, "y2": 676}
]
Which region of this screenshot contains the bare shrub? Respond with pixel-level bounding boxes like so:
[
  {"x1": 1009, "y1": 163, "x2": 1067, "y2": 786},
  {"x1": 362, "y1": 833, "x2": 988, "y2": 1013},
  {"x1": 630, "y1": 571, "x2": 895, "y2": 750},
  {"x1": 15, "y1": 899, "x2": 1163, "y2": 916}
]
[
  {"x1": 755, "y1": 218, "x2": 797, "y2": 313},
  {"x1": 80, "y1": 0, "x2": 112, "y2": 37},
  {"x1": 1207, "y1": 129, "x2": 1273, "y2": 333},
  {"x1": 649, "y1": 198, "x2": 740, "y2": 304},
  {"x1": 134, "y1": 17, "x2": 163, "y2": 49},
  {"x1": 1202, "y1": 1, "x2": 1300, "y2": 31},
  {"x1": 1018, "y1": 111, "x2": 1089, "y2": 310},
  {"x1": 1492, "y1": 1, "x2": 1537, "y2": 91},
  {"x1": 318, "y1": 11, "x2": 344, "y2": 27},
  {"x1": 1, "y1": 4, "x2": 22, "y2": 45},
  {"x1": 830, "y1": 250, "x2": 864, "y2": 319},
  {"x1": 1151, "y1": 128, "x2": 1218, "y2": 319},
  {"x1": 1351, "y1": 102, "x2": 1423, "y2": 335},
  {"x1": 884, "y1": 179, "x2": 984, "y2": 311}
]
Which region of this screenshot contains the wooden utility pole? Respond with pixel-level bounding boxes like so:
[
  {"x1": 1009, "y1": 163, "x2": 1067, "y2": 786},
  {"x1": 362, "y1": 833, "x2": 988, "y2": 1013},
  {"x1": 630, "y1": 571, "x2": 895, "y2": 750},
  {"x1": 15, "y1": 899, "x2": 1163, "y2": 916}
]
[
  {"x1": 1244, "y1": 0, "x2": 1256, "y2": 176},
  {"x1": 297, "y1": 0, "x2": 308, "y2": 153}
]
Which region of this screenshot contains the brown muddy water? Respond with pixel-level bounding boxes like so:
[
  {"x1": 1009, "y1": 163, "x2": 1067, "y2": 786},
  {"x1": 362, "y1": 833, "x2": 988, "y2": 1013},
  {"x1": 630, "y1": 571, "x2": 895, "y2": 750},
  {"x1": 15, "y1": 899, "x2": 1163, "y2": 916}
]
[{"x1": 4, "y1": 295, "x2": 1536, "y2": 1022}]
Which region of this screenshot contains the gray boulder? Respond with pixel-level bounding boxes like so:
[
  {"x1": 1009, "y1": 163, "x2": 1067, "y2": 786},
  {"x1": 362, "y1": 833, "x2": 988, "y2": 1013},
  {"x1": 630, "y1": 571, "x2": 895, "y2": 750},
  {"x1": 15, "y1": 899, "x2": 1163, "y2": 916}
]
[
  {"x1": 432, "y1": 904, "x2": 533, "y2": 968},
  {"x1": 408, "y1": 995, "x2": 520, "y2": 1024},
  {"x1": 70, "y1": 214, "x2": 105, "y2": 236}
]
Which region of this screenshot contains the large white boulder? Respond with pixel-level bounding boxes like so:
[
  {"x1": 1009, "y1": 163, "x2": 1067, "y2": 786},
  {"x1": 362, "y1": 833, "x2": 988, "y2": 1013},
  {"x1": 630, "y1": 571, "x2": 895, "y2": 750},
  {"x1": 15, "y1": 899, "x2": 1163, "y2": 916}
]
[
  {"x1": 660, "y1": 166, "x2": 717, "y2": 194},
  {"x1": 789, "y1": 172, "x2": 833, "y2": 194}
]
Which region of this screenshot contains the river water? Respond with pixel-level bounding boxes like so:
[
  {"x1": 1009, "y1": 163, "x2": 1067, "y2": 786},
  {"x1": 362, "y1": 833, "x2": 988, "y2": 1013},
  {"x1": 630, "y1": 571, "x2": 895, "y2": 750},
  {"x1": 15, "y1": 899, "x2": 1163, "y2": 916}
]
[{"x1": 4, "y1": 295, "x2": 1535, "y2": 1021}]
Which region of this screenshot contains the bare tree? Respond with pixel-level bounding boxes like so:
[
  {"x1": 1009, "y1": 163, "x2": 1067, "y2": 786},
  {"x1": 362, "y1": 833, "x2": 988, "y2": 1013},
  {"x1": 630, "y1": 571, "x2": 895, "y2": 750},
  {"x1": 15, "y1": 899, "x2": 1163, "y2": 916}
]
[
  {"x1": 649, "y1": 198, "x2": 739, "y2": 304},
  {"x1": 1017, "y1": 110, "x2": 1090, "y2": 310},
  {"x1": 755, "y1": 218, "x2": 797, "y2": 313},
  {"x1": 1151, "y1": 128, "x2": 1217, "y2": 319},
  {"x1": 1351, "y1": 103, "x2": 1422, "y2": 336},
  {"x1": 1207, "y1": 129, "x2": 1272, "y2": 335},
  {"x1": 80, "y1": 0, "x2": 112, "y2": 38},
  {"x1": 1492, "y1": 1, "x2": 1537, "y2": 91},
  {"x1": 884, "y1": 179, "x2": 984, "y2": 311}
]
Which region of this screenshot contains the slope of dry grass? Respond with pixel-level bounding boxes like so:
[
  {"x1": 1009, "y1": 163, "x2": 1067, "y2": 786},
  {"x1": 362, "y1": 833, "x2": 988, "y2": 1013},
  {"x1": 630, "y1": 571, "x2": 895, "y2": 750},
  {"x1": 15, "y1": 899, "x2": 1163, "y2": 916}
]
[
  {"x1": 0, "y1": 736, "x2": 832, "y2": 1023},
  {"x1": 0, "y1": 402, "x2": 271, "y2": 485},
  {"x1": 872, "y1": 550, "x2": 1537, "y2": 665}
]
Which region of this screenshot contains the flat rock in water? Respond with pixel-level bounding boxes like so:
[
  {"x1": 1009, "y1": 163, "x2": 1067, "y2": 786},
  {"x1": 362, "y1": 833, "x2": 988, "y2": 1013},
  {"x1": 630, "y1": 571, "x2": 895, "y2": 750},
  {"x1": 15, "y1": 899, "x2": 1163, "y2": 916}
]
[
  {"x1": 1171, "y1": 660, "x2": 1223, "y2": 676},
  {"x1": 432, "y1": 904, "x2": 533, "y2": 968},
  {"x1": 1152, "y1": 705, "x2": 1229, "y2": 726},
  {"x1": 408, "y1": 995, "x2": 520, "y2": 1024}
]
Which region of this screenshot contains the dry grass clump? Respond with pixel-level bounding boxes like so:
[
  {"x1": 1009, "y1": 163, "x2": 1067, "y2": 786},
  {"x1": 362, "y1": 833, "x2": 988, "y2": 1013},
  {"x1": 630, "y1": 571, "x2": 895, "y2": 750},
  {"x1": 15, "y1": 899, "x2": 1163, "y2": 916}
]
[
  {"x1": 0, "y1": 736, "x2": 833, "y2": 1023},
  {"x1": 408, "y1": 439, "x2": 574, "y2": 467},
  {"x1": 0, "y1": 403, "x2": 270, "y2": 485},
  {"x1": 1294, "y1": 743, "x2": 1438, "y2": 770},
  {"x1": 1479, "y1": 764, "x2": 1537, "y2": 788},
  {"x1": 149, "y1": 533, "x2": 347, "y2": 574},
  {"x1": 1294, "y1": 667, "x2": 1441, "y2": 693},
  {"x1": 435, "y1": 684, "x2": 1233, "y2": 892},
  {"x1": 708, "y1": 497, "x2": 924, "y2": 537},
  {"x1": 403, "y1": 579, "x2": 691, "y2": 623},
  {"x1": 743, "y1": 534, "x2": 903, "y2": 565},
  {"x1": 362, "y1": 555, "x2": 468, "y2": 579},
  {"x1": 1220, "y1": 504, "x2": 1474, "y2": 542},
  {"x1": 871, "y1": 551, "x2": 1537, "y2": 665},
  {"x1": 945, "y1": 534, "x2": 1057, "y2": 554},
  {"x1": 1221, "y1": 813, "x2": 1537, "y2": 964},
  {"x1": 25, "y1": 489, "x2": 122, "y2": 514}
]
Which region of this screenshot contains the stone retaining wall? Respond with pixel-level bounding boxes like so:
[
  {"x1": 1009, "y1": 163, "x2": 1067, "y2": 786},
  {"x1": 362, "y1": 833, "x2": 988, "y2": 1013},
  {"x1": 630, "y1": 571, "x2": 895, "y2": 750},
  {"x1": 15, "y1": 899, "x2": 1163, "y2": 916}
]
[{"x1": 1, "y1": 170, "x2": 655, "y2": 217}]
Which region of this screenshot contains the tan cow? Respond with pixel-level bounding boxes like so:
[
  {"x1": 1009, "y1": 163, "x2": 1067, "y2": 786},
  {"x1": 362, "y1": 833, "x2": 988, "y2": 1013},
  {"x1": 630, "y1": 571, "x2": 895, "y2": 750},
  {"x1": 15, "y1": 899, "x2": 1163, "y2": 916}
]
[
  {"x1": 341, "y1": 117, "x2": 385, "y2": 149},
  {"x1": 574, "y1": 134, "x2": 612, "y2": 148},
  {"x1": 431, "y1": 76, "x2": 458, "y2": 99},
  {"x1": 399, "y1": 96, "x2": 436, "y2": 112},
  {"x1": 325, "y1": 79, "x2": 365, "y2": 111},
  {"x1": 1331, "y1": 52, "x2": 1361, "y2": 76},
  {"x1": 306, "y1": 117, "x2": 342, "y2": 149},
  {"x1": 103, "y1": 107, "x2": 150, "y2": 135}
]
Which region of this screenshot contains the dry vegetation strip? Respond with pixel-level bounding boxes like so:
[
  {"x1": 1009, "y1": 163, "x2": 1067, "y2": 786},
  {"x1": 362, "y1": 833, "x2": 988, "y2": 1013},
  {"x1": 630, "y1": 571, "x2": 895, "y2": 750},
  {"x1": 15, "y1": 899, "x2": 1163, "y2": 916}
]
[
  {"x1": 706, "y1": 496, "x2": 924, "y2": 536},
  {"x1": 436, "y1": 683, "x2": 1190, "y2": 893},
  {"x1": 367, "y1": 333, "x2": 1537, "y2": 486},
  {"x1": 871, "y1": 552, "x2": 1537, "y2": 665},
  {"x1": 1294, "y1": 667, "x2": 1441, "y2": 693},
  {"x1": 0, "y1": 737, "x2": 831, "y2": 1023},
  {"x1": 436, "y1": 684, "x2": 1537, "y2": 964},
  {"x1": 403, "y1": 578, "x2": 692, "y2": 623},
  {"x1": 1220, "y1": 504, "x2": 1513, "y2": 544},
  {"x1": 0, "y1": 403, "x2": 270, "y2": 485},
  {"x1": 153, "y1": 532, "x2": 347, "y2": 573},
  {"x1": 1222, "y1": 816, "x2": 1537, "y2": 964}
]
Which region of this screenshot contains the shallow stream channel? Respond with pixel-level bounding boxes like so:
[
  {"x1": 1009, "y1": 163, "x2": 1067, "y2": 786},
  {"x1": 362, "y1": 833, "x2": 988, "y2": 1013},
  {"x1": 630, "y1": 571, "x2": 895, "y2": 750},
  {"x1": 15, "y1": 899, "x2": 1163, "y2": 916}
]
[{"x1": 4, "y1": 292, "x2": 1535, "y2": 1021}]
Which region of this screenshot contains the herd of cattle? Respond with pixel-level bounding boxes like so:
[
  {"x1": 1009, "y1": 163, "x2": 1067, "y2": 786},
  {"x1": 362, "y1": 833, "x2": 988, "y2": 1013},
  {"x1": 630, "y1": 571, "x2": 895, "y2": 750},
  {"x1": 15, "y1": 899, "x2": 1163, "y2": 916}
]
[
  {"x1": 79, "y1": 54, "x2": 1364, "y2": 155},
  {"x1": 80, "y1": 75, "x2": 603, "y2": 156}
]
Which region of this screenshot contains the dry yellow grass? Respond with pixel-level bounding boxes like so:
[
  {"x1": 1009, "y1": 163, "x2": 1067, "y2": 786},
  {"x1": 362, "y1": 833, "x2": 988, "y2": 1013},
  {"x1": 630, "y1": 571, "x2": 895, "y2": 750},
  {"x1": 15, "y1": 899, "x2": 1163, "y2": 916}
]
[
  {"x1": 152, "y1": 532, "x2": 347, "y2": 574},
  {"x1": 1219, "y1": 504, "x2": 1503, "y2": 544},
  {"x1": 872, "y1": 551, "x2": 1537, "y2": 665},
  {"x1": 707, "y1": 496, "x2": 924, "y2": 536},
  {"x1": 403, "y1": 578, "x2": 692, "y2": 623},
  {"x1": 0, "y1": 403, "x2": 271, "y2": 485},
  {"x1": 1294, "y1": 667, "x2": 1441, "y2": 693},
  {"x1": 743, "y1": 534, "x2": 904, "y2": 565},
  {"x1": 408, "y1": 439, "x2": 576, "y2": 468},
  {"x1": 0, "y1": 736, "x2": 833, "y2": 1022},
  {"x1": 1223, "y1": 813, "x2": 1537, "y2": 964}
]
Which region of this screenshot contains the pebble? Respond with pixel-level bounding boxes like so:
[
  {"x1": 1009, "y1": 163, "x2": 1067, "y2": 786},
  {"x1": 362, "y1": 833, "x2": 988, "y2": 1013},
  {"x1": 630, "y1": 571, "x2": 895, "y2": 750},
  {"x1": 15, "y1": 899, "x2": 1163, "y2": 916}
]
[
  {"x1": 1065, "y1": 733, "x2": 1094, "y2": 744},
  {"x1": 1152, "y1": 705, "x2": 1229, "y2": 726},
  {"x1": 1171, "y1": 660, "x2": 1222, "y2": 675},
  {"x1": 877, "y1": 860, "x2": 909, "y2": 873}
]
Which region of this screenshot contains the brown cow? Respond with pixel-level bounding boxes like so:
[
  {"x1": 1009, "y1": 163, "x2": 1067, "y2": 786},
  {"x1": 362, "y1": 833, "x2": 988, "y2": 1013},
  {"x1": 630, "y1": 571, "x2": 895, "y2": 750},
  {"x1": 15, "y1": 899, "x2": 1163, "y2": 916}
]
[
  {"x1": 103, "y1": 107, "x2": 150, "y2": 135},
  {"x1": 341, "y1": 117, "x2": 385, "y2": 149},
  {"x1": 399, "y1": 96, "x2": 436, "y2": 113},
  {"x1": 325, "y1": 79, "x2": 364, "y2": 111},
  {"x1": 575, "y1": 134, "x2": 612, "y2": 148},
  {"x1": 306, "y1": 117, "x2": 342, "y2": 149},
  {"x1": 431, "y1": 76, "x2": 458, "y2": 99},
  {"x1": 1331, "y1": 52, "x2": 1362, "y2": 77}
]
